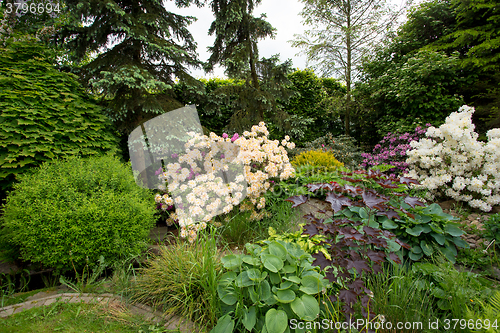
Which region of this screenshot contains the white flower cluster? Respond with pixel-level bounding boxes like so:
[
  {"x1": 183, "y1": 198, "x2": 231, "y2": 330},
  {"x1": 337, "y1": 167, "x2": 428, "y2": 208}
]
[
  {"x1": 157, "y1": 122, "x2": 295, "y2": 241},
  {"x1": 405, "y1": 105, "x2": 500, "y2": 212}
]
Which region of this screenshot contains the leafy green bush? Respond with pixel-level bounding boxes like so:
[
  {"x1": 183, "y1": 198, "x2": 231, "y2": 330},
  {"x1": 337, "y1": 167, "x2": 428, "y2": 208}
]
[
  {"x1": 0, "y1": 155, "x2": 155, "y2": 273},
  {"x1": 0, "y1": 38, "x2": 119, "y2": 196},
  {"x1": 322, "y1": 170, "x2": 468, "y2": 263},
  {"x1": 211, "y1": 240, "x2": 329, "y2": 333},
  {"x1": 291, "y1": 149, "x2": 344, "y2": 172}
]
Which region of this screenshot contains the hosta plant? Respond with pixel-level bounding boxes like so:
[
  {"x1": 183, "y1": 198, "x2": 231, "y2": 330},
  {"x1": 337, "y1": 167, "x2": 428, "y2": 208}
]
[
  {"x1": 258, "y1": 226, "x2": 331, "y2": 260},
  {"x1": 211, "y1": 240, "x2": 329, "y2": 333},
  {"x1": 327, "y1": 170, "x2": 468, "y2": 262}
]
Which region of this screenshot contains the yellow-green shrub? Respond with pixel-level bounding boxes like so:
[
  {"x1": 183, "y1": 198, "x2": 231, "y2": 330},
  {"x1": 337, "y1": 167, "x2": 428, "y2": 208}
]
[
  {"x1": 291, "y1": 149, "x2": 344, "y2": 172},
  {"x1": 259, "y1": 226, "x2": 331, "y2": 260}
]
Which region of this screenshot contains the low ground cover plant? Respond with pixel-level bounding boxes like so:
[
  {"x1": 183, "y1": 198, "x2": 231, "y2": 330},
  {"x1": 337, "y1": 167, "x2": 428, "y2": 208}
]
[
  {"x1": 0, "y1": 154, "x2": 155, "y2": 273},
  {"x1": 211, "y1": 240, "x2": 329, "y2": 333},
  {"x1": 406, "y1": 105, "x2": 500, "y2": 212}
]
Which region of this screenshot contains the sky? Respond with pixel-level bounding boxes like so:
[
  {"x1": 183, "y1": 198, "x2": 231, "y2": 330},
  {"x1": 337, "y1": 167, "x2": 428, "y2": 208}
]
[{"x1": 169, "y1": 0, "x2": 415, "y2": 80}]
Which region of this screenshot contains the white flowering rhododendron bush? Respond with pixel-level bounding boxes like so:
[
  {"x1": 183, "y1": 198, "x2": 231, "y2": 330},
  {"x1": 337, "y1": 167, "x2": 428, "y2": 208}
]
[
  {"x1": 405, "y1": 105, "x2": 500, "y2": 212},
  {"x1": 154, "y1": 123, "x2": 295, "y2": 241},
  {"x1": 128, "y1": 106, "x2": 296, "y2": 243}
]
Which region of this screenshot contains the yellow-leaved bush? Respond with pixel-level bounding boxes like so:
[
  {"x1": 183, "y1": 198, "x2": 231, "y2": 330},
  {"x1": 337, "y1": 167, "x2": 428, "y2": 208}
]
[{"x1": 291, "y1": 149, "x2": 344, "y2": 172}]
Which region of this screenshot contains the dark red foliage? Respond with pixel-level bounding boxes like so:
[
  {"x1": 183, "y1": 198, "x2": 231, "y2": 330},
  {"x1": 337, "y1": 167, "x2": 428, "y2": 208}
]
[{"x1": 290, "y1": 170, "x2": 417, "y2": 320}]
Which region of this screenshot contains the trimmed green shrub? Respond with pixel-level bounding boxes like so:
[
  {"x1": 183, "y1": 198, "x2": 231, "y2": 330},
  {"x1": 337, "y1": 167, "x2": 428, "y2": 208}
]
[
  {"x1": 291, "y1": 149, "x2": 344, "y2": 172},
  {"x1": 0, "y1": 38, "x2": 119, "y2": 196},
  {"x1": 288, "y1": 133, "x2": 364, "y2": 169},
  {"x1": 0, "y1": 154, "x2": 155, "y2": 273}
]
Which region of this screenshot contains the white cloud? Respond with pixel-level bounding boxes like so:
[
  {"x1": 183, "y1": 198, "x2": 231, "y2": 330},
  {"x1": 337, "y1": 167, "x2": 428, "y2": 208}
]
[{"x1": 170, "y1": 0, "x2": 414, "y2": 80}]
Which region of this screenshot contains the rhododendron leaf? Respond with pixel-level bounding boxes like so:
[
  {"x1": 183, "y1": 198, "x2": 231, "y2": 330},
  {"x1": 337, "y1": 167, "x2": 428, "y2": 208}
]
[
  {"x1": 285, "y1": 195, "x2": 308, "y2": 208},
  {"x1": 325, "y1": 192, "x2": 353, "y2": 212}
]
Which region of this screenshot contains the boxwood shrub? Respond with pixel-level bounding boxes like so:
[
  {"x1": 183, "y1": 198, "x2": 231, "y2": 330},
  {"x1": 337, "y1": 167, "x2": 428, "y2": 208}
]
[{"x1": 0, "y1": 154, "x2": 156, "y2": 273}]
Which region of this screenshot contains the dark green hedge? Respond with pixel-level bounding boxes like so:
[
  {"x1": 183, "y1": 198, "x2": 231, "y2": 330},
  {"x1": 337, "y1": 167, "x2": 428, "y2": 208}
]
[{"x1": 0, "y1": 38, "x2": 119, "y2": 195}]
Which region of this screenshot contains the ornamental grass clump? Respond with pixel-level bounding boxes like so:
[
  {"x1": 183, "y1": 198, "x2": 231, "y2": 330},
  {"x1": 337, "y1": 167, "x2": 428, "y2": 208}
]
[
  {"x1": 405, "y1": 105, "x2": 500, "y2": 212},
  {"x1": 130, "y1": 233, "x2": 223, "y2": 328},
  {"x1": 361, "y1": 125, "x2": 430, "y2": 176}
]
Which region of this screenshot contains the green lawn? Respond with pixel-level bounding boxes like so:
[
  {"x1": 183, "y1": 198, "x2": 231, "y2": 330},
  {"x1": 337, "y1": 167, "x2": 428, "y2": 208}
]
[{"x1": 0, "y1": 301, "x2": 177, "y2": 333}]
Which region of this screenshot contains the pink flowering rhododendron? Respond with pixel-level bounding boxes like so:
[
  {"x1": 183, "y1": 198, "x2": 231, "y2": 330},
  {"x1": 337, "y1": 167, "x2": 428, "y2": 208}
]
[{"x1": 361, "y1": 125, "x2": 430, "y2": 176}]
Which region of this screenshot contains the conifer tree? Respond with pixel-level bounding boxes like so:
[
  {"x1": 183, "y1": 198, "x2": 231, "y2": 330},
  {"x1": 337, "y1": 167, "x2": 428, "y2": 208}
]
[
  {"x1": 57, "y1": 0, "x2": 204, "y2": 133},
  {"x1": 205, "y1": 0, "x2": 296, "y2": 133}
]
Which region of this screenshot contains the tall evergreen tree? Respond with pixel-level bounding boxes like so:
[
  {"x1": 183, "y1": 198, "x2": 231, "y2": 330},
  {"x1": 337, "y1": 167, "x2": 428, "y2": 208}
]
[
  {"x1": 205, "y1": 0, "x2": 295, "y2": 133},
  {"x1": 57, "y1": 0, "x2": 204, "y2": 133}
]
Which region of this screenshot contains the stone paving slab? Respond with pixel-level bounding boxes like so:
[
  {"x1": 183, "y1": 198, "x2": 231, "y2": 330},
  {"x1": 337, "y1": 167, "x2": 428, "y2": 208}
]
[{"x1": 0, "y1": 292, "x2": 202, "y2": 332}]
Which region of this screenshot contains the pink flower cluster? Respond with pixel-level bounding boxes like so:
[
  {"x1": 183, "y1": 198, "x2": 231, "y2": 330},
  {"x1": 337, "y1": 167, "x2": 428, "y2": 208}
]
[{"x1": 361, "y1": 125, "x2": 430, "y2": 175}]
